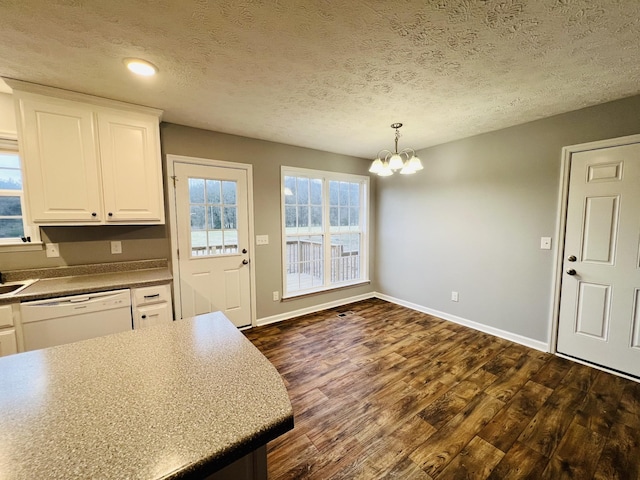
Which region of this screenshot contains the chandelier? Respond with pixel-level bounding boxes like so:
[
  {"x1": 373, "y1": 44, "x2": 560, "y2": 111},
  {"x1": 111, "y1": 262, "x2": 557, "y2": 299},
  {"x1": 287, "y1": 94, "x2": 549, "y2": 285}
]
[{"x1": 369, "y1": 123, "x2": 423, "y2": 176}]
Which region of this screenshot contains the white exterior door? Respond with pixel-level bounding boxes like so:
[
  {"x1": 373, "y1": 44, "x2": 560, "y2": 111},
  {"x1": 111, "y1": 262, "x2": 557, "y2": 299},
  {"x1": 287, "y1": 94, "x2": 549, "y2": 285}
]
[
  {"x1": 557, "y1": 141, "x2": 640, "y2": 377},
  {"x1": 174, "y1": 162, "x2": 252, "y2": 327}
]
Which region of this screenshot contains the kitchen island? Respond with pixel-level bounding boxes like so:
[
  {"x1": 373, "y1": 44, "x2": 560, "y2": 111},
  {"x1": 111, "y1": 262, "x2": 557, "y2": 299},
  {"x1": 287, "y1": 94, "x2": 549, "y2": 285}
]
[{"x1": 0, "y1": 312, "x2": 293, "y2": 479}]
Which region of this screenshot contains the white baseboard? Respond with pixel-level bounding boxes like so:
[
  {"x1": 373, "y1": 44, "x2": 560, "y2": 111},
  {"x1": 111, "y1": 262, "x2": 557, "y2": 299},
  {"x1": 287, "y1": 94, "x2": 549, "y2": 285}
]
[
  {"x1": 375, "y1": 292, "x2": 550, "y2": 353},
  {"x1": 255, "y1": 291, "x2": 550, "y2": 353},
  {"x1": 256, "y1": 292, "x2": 376, "y2": 327}
]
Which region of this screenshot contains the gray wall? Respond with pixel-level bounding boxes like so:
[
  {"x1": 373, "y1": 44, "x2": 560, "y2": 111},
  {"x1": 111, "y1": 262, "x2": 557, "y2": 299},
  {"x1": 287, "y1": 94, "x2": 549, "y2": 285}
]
[
  {"x1": 0, "y1": 225, "x2": 169, "y2": 271},
  {"x1": 160, "y1": 123, "x2": 376, "y2": 320},
  {"x1": 375, "y1": 94, "x2": 640, "y2": 344}
]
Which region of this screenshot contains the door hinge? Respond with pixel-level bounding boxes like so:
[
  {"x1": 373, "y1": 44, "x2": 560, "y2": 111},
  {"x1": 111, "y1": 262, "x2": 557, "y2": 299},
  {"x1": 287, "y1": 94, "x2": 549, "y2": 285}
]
[
  {"x1": 170, "y1": 175, "x2": 178, "y2": 188},
  {"x1": 176, "y1": 248, "x2": 180, "y2": 259}
]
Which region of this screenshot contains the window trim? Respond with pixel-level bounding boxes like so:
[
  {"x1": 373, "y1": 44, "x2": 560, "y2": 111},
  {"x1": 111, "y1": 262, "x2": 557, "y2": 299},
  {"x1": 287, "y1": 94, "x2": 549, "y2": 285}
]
[
  {"x1": 0, "y1": 137, "x2": 42, "y2": 250},
  {"x1": 280, "y1": 166, "x2": 369, "y2": 299}
]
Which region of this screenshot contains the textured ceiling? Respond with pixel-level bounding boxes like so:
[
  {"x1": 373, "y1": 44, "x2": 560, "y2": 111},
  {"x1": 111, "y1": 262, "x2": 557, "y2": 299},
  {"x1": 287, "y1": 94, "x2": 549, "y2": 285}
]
[{"x1": 1, "y1": 0, "x2": 639, "y2": 158}]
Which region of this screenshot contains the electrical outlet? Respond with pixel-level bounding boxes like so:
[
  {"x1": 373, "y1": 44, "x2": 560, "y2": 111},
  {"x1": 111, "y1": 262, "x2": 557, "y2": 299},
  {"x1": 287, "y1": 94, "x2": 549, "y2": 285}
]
[
  {"x1": 45, "y1": 243, "x2": 60, "y2": 258},
  {"x1": 451, "y1": 291, "x2": 459, "y2": 302},
  {"x1": 111, "y1": 241, "x2": 122, "y2": 254},
  {"x1": 272, "y1": 291, "x2": 279, "y2": 301},
  {"x1": 540, "y1": 237, "x2": 552, "y2": 250}
]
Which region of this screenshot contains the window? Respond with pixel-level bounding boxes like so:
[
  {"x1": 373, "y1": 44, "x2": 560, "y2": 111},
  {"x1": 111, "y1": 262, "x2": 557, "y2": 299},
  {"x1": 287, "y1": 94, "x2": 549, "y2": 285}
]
[
  {"x1": 282, "y1": 167, "x2": 369, "y2": 297},
  {"x1": 188, "y1": 177, "x2": 238, "y2": 256},
  {"x1": 0, "y1": 139, "x2": 39, "y2": 246}
]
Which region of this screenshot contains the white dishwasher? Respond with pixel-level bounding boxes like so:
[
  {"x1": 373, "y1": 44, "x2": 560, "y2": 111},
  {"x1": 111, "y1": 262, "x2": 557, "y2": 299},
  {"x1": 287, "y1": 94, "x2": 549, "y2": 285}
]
[{"x1": 20, "y1": 289, "x2": 132, "y2": 352}]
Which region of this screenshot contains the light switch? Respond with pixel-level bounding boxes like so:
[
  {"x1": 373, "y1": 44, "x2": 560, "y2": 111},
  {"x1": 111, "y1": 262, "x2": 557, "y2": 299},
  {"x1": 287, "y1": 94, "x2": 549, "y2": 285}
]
[
  {"x1": 256, "y1": 235, "x2": 269, "y2": 245},
  {"x1": 540, "y1": 237, "x2": 552, "y2": 250}
]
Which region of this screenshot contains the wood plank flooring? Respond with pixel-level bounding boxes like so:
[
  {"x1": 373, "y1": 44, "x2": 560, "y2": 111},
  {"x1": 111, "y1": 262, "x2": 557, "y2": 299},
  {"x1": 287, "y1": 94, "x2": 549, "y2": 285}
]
[{"x1": 243, "y1": 298, "x2": 640, "y2": 479}]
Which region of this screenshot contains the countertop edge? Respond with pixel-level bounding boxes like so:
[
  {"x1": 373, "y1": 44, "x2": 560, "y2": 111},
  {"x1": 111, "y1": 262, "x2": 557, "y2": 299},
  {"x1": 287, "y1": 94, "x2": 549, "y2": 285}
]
[
  {"x1": 0, "y1": 268, "x2": 173, "y2": 305},
  {"x1": 171, "y1": 414, "x2": 295, "y2": 479}
]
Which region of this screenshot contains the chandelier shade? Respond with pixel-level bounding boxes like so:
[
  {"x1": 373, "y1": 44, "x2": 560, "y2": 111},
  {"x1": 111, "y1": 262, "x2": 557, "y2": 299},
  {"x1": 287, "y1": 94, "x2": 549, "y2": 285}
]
[{"x1": 370, "y1": 123, "x2": 423, "y2": 177}]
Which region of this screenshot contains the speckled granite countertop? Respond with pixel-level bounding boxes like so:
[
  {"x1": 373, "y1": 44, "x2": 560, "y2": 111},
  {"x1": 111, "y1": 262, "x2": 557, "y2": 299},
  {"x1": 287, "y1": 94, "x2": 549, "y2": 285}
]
[
  {"x1": 0, "y1": 260, "x2": 172, "y2": 305},
  {"x1": 0, "y1": 312, "x2": 294, "y2": 479}
]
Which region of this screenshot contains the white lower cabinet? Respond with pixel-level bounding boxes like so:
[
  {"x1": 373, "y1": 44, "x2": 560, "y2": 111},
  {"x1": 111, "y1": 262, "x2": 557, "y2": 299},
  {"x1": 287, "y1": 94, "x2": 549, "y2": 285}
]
[
  {"x1": 131, "y1": 284, "x2": 173, "y2": 329},
  {"x1": 0, "y1": 304, "x2": 18, "y2": 357}
]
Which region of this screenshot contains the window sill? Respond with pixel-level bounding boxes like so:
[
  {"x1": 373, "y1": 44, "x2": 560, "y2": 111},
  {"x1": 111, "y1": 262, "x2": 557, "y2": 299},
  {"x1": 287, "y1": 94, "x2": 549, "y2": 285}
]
[
  {"x1": 282, "y1": 279, "x2": 371, "y2": 301},
  {"x1": 0, "y1": 242, "x2": 43, "y2": 253}
]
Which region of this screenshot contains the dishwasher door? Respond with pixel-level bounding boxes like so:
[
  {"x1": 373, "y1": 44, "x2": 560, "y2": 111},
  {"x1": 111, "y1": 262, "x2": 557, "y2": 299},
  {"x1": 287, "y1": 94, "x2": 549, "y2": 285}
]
[{"x1": 21, "y1": 289, "x2": 133, "y2": 351}]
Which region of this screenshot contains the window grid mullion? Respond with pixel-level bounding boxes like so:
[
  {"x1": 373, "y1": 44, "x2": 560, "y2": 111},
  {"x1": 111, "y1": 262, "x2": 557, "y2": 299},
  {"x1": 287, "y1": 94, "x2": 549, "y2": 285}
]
[{"x1": 322, "y1": 177, "x2": 331, "y2": 288}]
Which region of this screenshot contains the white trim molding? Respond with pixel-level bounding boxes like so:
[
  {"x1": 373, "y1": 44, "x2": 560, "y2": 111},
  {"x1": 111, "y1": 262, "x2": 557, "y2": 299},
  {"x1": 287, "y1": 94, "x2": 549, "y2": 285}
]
[
  {"x1": 256, "y1": 292, "x2": 376, "y2": 327},
  {"x1": 255, "y1": 289, "x2": 549, "y2": 353},
  {"x1": 166, "y1": 154, "x2": 257, "y2": 327},
  {"x1": 376, "y1": 293, "x2": 550, "y2": 353}
]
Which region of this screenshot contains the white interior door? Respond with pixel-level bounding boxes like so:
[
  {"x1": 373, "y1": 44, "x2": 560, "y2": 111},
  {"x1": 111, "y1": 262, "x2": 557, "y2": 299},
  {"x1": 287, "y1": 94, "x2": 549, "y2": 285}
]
[
  {"x1": 557, "y1": 142, "x2": 640, "y2": 377},
  {"x1": 174, "y1": 162, "x2": 252, "y2": 328}
]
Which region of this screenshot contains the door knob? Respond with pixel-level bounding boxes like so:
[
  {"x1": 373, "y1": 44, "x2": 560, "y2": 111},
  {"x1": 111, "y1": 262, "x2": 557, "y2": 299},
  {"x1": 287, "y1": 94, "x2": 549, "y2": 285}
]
[
  {"x1": 567, "y1": 255, "x2": 577, "y2": 262},
  {"x1": 566, "y1": 269, "x2": 576, "y2": 276},
  {"x1": 242, "y1": 259, "x2": 249, "y2": 265}
]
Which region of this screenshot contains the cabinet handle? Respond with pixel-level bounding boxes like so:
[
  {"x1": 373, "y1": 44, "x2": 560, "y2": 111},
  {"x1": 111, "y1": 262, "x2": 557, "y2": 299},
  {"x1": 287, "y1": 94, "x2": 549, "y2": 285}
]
[
  {"x1": 91, "y1": 212, "x2": 97, "y2": 217},
  {"x1": 108, "y1": 212, "x2": 113, "y2": 217},
  {"x1": 143, "y1": 294, "x2": 160, "y2": 299},
  {"x1": 141, "y1": 315, "x2": 146, "y2": 319}
]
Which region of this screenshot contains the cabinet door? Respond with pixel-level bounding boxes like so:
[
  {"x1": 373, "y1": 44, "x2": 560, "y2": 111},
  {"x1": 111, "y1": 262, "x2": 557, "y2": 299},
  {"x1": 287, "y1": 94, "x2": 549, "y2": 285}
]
[
  {"x1": 17, "y1": 94, "x2": 102, "y2": 223},
  {"x1": 134, "y1": 303, "x2": 172, "y2": 329},
  {"x1": 0, "y1": 329, "x2": 18, "y2": 357},
  {"x1": 98, "y1": 111, "x2": 165, "y2": 223}
]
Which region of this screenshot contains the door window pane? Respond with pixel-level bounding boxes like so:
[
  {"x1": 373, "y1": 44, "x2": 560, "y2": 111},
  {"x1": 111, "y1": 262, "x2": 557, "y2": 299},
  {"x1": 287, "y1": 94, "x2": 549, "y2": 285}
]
[
  {"x1": 207, "y1": 206, "x2": 222, "y2": 230},
  {"x1": 190, "y1": 205, "x2": 205, "y2": 230},
  {"x1": 189, "y1": 178, "x2": 205, "y2": 203},
  {"x1": 222, "y1": 181, "x2": 236, "y2": 204},
  {"x1": 224, "y1": 230, "x2": 238, "y2": 250},
  {"x1": 223, "y1": 206, "x2": 237, "y2": 229},
  {"x1": 206, "y1": 179, "x2": 221, "y2": 203},
  {"x1": 189, "y1": 177, "x2": 239, "y2": 256}
]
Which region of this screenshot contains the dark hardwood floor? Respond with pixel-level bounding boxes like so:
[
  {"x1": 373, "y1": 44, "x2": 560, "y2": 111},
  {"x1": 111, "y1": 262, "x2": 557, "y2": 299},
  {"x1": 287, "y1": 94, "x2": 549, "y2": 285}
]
[{"x1": 243, "y1": 298, "x2": 640, "y2": 480}]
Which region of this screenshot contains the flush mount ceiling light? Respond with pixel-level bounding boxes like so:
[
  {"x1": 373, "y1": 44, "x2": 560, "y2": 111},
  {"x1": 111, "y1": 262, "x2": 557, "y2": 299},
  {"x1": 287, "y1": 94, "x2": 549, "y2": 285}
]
[
  {"x1": 369, "y1": 123, "x2": 423, "y2": 176},
  {"x1": 124, "y1": 58, "x2": 158, "y2": 76}
]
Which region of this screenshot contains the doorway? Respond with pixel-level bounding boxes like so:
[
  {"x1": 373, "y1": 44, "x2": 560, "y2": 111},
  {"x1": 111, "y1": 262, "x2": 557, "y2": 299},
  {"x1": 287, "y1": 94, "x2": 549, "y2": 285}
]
[
  {"x1": 555, "y1": 135, "x2": 640, "y2": 378},
  {"x1": 168, "y1": 155, "x2": 255, "y2": 328}
]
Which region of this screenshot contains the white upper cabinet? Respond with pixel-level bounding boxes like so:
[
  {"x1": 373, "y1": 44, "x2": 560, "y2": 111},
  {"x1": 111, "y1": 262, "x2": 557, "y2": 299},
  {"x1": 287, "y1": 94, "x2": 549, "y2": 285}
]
[
  {"x1": 9, "y1": 80, "x2": 165, "y2": 225},
  {"x1": 97, "y1": 110, "x2": 163, "y2": 223}
]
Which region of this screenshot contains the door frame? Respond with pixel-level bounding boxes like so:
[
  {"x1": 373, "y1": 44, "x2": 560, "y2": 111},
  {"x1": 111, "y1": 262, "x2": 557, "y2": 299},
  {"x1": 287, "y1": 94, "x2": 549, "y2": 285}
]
[
  {"x1": 166, "y1": 154, "x2": 257, "y2": 327},
  {"x1": 549, "y1": 133, "x2": 640, "y2": 360}
]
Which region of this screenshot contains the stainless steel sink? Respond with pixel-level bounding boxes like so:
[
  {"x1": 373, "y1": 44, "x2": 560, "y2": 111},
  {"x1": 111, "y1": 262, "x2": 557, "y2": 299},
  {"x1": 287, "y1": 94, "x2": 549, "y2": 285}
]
[{"x1": 0, "y1": 279, "x2": 38, "y2": 298}]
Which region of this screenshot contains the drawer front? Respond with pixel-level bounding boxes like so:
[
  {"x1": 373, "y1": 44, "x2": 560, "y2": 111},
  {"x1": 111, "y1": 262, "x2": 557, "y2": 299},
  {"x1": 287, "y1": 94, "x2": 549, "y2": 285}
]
[
  {"x1": 0, "y1": 305, "x2": 14, "y2": 328},
  {"x1": 134, "y1": 303, "x2": 172, "y2": 329},
  {"x1": 132, "y1": 284, "x2": 171, "y2": 306}
]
